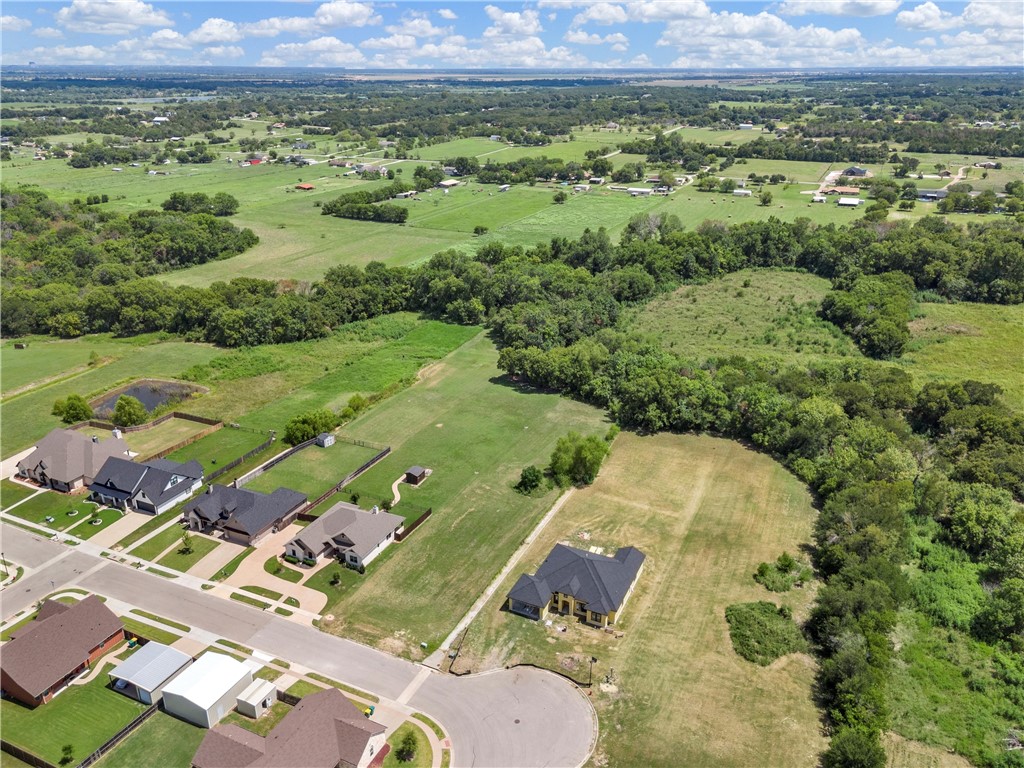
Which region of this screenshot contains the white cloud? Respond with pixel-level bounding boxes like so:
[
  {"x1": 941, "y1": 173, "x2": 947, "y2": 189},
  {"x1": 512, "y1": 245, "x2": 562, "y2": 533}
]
[
  {"x1": 961, "y1": 0, "x2": 1023, "y2": 27},
  {"x1": 15, "y1": 44, "x2": 110, "y2": 63},
  {"x1": 483, "y1": 5, "x2": 543, "y2": 37},
  {"x1": 34, "y1": 27, "x2": 65, "y2": 39},
  {"x1": 564, "y1": 29, "x2": 629, "y2": 46},
  {"x1": 362, "y1": 33, "x2": 417, "y2": 49},
  {"x1": 54, "y1": 0, "x2": 173, "y2": 35},
  {"x1": 147, "y1": 28, "x2": 190, "y2": 49},
  {"x1": 630, "y1": 53, "x2": 653, "y2": 66},
  {"x1": 895, "y1": 2, "x2": 960, "y2": 29},
  {"x1": 627, "y1": 1, "x2": 711, "y2": 21},
  {"x1": 243, "y1": 17, "x2": 318, "y2": 38},
  {"x1": 386, "y1": 16, "x2": 450, "y2": 37},
  {"x1": 777, "y1": 0, "x2": 902, "y2": 16},
  {"x1": 571, "y1": 3, "x2": 627, "y2": 27},
  {"x1": 203, "y1": 45, "x2": 245, "y2": 59},
  {"x1": 1, "y1": 15, "x2": 32, "y2": 31},
  {"x1": 437, "y1": 8, "x2": 458, "y2": 20},
  {"x1": 313, "y1": 1, "x2": 381, "y2": 28},
  {"x1": 189, "y1": 18, "x2": 242, "y2": 44},
  {"x1": 259, "y1": 35, "x2": 366, "y2": 66},
  {"x1": 918, "y1": 35, "x2": 936, "y2": 44}
]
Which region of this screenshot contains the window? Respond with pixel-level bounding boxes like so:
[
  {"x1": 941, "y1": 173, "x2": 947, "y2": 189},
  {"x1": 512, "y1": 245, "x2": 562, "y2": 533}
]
[{"x1": 169, "y1": 476, "x2": 178, "y2": 486}]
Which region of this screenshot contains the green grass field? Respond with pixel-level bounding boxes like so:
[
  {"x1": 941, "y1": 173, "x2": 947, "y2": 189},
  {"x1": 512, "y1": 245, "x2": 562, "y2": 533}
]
[
  {"x1": 68, "y1": 506, "x2": 126, "y2": 540},
  {"x1": 1, "y1": 480, "x2": 37, "y2": 510},
  {"x1": 128, "y1": 521, "x2": 188, "y2": 562},
  {"x1": 5, "y1": 493, "x2": 100, "y2": 532},
  {"x1": 318, "y1": 332, "x2": 608, "y2": 656},
  {"x1": 629, "y1": 269, "x2": 861, "y2": 365},
  {"x1": 456, "y1": 432, "x2": 824, "y2": 768},
  {"x1": 80, "y1": 417, "x2": 211, "y2": 460},
  {"x1": 157, "y1": 535, "x2": 220, "y2": 572},
  {"x1": 0, "y1": 662, "x2": 146, "y2": 766},
  {"x1": 96, "y1": 711, "x2": 205, "y2": 768},
  {"x1": 383, "y1": 723, "x2": 432, "y2": 768},
  {"x1": 165, "y1": 426, "x2": 270, "y2": 469},
  {"x1": 0, "y1": 335, "x2": 131, "y2": 396},
  {"x1": 244, "y1": 439, "x2": 381, "y2": 499}
]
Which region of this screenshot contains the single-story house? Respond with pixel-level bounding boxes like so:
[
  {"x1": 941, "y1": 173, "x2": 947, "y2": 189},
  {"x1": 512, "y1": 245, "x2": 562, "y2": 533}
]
[
  {"x1": 975, "y1": 161, "x2": 998, "y2": 169},
  {"x1": 489, "y1": 134, "x2": 502, "y2": 141},
  {"x1": 316, "y1": 432, "x2": 335, "y2": 448},
  {"x1": 937, "y1": 170, "x2": 953, "y2": 178},
  {"x1": 733, "y1": 189, "x2": 753, "y2": 197},
  {"x1": 236, "y1": 679, "x2": 278, "y2": 720},
  {"x1": 192, "y1": 688, "x2": 386, "y2": 768},
  {"x1": 919, "y1": 189, "x2": 949, "y2": 201},
  {"x1": 109, "y1": 641, "x2": 192, "y2": 704},
  {"x1": 823, "y1": 186, "x2": 861, "y2": 196},
  {"x1": 404, "y1": 466, "x2": 427, "y2": 486},
  {"x1": 838, "y1": 197, "x2": 863, "y2": 207},
  {"x1": 506, "y1": 544, "x2": 645, "y2": 629},
  {"x1": 16, "y1": 428, "x2": 130, "y2": 493},
  {"x1": 295, "y1": 183, "x2": 315, "y2": 190},
  {"x1": 152, "y1": 116, "x2": 170, "y2": 124},
  {"x1": 89, "y1": 457, "x2": 203, "y2": 514},
  {"x1": 284, "y1": 501, "x2": 404, "y2": 568},
  {"x1": 843, "y1": 166, "x2": 869, "y2": 177},
  {"x1": 589, "y1": 176, "x2": 605, "y2": 185},
  {"x1": 0, "y1": 596, "x2": 125, "y2": 707},
  {"x1": 437, "y1": 179, "x2": 459, "y2": 188},
  {"x1": 184, "y1": 485, "x2": 308, "y2": 546},
  {"x1": 162, "y1": 653, "x2": 254, "y2": 728},
  {"x1": 328, "y1": 159, "x2": 350, "y2": 167}
]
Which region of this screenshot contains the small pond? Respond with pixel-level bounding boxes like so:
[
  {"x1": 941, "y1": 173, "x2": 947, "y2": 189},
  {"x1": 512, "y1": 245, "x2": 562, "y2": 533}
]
[{"x1": 92, "y1": 379, "x2": 203, "y2": 419}]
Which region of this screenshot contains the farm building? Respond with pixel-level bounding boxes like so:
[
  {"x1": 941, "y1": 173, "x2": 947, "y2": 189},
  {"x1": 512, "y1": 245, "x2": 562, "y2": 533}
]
[
  {"x1": 627, "y1": 187, "x2": 652, "y2": 196},
  {"x1": 823, "y1": 186, "x2": 861, "y2": 195},
  {"x1": 395, "y1": 190, "x2": 415, "y2": 199},
  {"x1": 498, "y1": 184, "x2": 511, "y2": 192},
  {"x1": 573, "y1": 184, "x2": 591, "y2": 192},
  {"x1": 89, "y1": 457, "x2": 204, "y2": 514},
  {"x1": 733, "y1": 189, "x2": 753, "y2": 197},
  {"x1": 975, "y1": 161, "x2": 999, "y2": 169},
  {"x1": 316, "y1": 432, "x2": 335, "y2": 448},
  {"x1": 437, "y1": 179, "x2": 459, "y2": 188},
  {"x1": 507, "y1": 544, "x2": 645, "y2": 629},
  {"x1": 235, "y1": 679, "x2": 277, "y2": 719},
  {"x1": 162, "y1": 653, "x2": 254, "y2": 728},
  {"x1": 284, "y1": 501, "x2": 404, "y2": 568},
  {"x1": 405, "y1": 466, "x2": 428, "y2": 485},
  {"x1": 184, "y1": 484, "x2": 308, "y2": 546},
  {"x1": 0, "y1": 597, "x2": 125, "y2": 707},
  {"x1": 295, "y1": 183, "x2": 315, "y2": 190},
  {"x1": 843, "y1": 166, "x2": 869, "y2": 177},
  {"x1": 812, "y1": 194, "x2": 827, "y2": 203},
  {"x1": 937, "y1": 170, "x2": 953, "y2": 178},
  {"x1": 738, "y1": 122, "x2": 754, "y2": 130},
  {"x1": 16, "y1": 428, "x2": 130, "y2": 493},
  {"x1": 109, "y1": 642, "x2": 192, "y2": 705},
  {"x1": 192, "y1": 688, "x2": 386, "y2": 768},
  {"x1": 838, "y1": 197, "x2": 864, "y2": 207},
  {"x1": 589, "y1": 176, "x2": 605, "y2": 185}
]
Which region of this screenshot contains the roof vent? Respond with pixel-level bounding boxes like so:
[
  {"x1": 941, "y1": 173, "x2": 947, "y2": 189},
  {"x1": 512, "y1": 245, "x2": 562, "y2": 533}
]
[{"x1": 91, "y1": 435, "x2": 99, "y2": 443}]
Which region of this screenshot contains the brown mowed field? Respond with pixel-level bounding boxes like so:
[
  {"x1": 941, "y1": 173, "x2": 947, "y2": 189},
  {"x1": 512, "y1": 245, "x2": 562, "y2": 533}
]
[
  {"x1": 884, "y1": 733, "x2": 975, "y2": 768},
  {"x1": 456, "y1": 431, "x2": 826, "y2": 768}
]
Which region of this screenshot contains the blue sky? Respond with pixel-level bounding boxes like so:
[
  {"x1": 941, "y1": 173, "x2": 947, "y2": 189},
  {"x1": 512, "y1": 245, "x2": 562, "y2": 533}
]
[{"x1": 2, "y1": 0, "x2": 1021, "y2": 69}]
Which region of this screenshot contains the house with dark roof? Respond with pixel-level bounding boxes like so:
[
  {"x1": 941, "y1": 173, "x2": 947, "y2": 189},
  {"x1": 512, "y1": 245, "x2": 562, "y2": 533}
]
[
  {"x1": 16, "y1": 428, "x2": 130, "y2": 492},
  {"x1": 192, "y1": 688, "x2": 386, "y2": 768},
  {"x1": 843, "y1": 166, "x2": 869, "y2": 177},
  {"x1": 89, "y1": 457, "x2": 203, "y2": 514},
  {"x1": 506, "y1": 544, "x2": 645, "y2": 628},
  {"x1": 0, "y1": 596, "x2": 125, "y2": 707},
  {"x1": 284, "y1": 501, "x2": 404, "y2": 568},
  {"x1": 184, "y1": 485, "x2": 307, "y2": 546}
]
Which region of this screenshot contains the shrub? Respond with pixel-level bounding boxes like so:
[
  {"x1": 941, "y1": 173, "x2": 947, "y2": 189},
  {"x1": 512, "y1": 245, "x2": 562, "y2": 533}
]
[
  {"x1": 549, "y1": 431, "x2": 610, "y2": 487},
  {"x1": 283, "y1": 408, "x2": 337, "y2": 445},
  {"x1": 112, "y1": 395, "x2": 148, "y2": 427},
  {"x1": 302, "y1": 557, "x2": 317, "y2": 567},
  {"x1": 820, "y1": 726, "x2": 885, "y2": 768},
  {"x1": 724, "y1": 601, "x2": 807, "y2": 665},
  {"x1": 52, "y1": 393, "x2": 93, "y2": 424},
  {"x1": 515, "y1": 465, "x2": 544, "y2": 494},
  {"x1": 753, "y1": 552, "x2": 809, "y2": 592},
  {"x1": 283, "y1": 554, "x2": 300, "y2": 565}
]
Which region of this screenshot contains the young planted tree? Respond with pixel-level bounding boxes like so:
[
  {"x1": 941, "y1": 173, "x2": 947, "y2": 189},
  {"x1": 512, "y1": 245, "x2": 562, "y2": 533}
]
[{"x1": 397, "y1": 730, "x2": 417, "y2": 762}]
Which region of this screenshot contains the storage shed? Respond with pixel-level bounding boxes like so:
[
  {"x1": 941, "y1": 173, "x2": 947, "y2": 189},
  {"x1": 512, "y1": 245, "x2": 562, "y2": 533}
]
[
  {"x1": 733, "y1": 189, "x2": 753, "y2": 197},
  {"x1": 838, "y1": 197, "x2": 863, "y2": 207},
  {"x1": 235, "y1": 678, "x2": 277, "y2": 719},
  {"x1": 162, "y1": 653, "x2": 253, "y2": 728},
  {"x1": 109, "y1": 642, "x2": 191, "y2": 705},
  {"x1": 316, "y1": 432, "x2": 335, "y2": 448},
  {"x1": 405, "y1": 466, "x2": 428, "y2": 486}
]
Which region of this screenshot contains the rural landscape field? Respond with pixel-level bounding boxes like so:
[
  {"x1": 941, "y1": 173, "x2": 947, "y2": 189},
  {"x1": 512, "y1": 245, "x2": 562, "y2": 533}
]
[{"x1": 1, "y1": 25, "x2": 1022, "y2": 768}]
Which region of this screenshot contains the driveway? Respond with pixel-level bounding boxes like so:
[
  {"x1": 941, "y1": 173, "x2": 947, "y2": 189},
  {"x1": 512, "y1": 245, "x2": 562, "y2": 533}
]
[{"x1": 1, "y1": 523, "x2": 597, "y2": 768}]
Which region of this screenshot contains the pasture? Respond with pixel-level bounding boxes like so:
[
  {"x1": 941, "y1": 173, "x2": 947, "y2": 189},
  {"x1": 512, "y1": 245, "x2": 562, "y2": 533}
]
[
  {"x1": 455, "y1": 431, "x2": 825, "y2": 768},
  {"x1": 629, "y1": 269, "x2": 862, "y2": 365},
  {"x1": 0, "y1": 335, "x2": 131, "y2": 396},
  {"x1": 317, "y1": 332, "x2": 609, "y2": 655}
]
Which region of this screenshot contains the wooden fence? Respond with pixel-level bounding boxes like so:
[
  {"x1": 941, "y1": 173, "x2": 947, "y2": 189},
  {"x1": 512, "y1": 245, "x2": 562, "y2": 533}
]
[
  {"x1": 70, "y1": 411, "x2": 221, "y2": 434},
  {"x1": 138, "y1": 421, "x2": 222, "y2": 463},
  {"x1": 75, "y1": 704, "x2": 159, "y2": 768},
  {"x1": 277, "y1": 689, "x2": 302, "y2": 706},
  {"x1": 395, "y1": 507, "x2": 432, "y2": 542},
  {"x1": 0, "y1": 740, "x2": 56, "y2": 768}
]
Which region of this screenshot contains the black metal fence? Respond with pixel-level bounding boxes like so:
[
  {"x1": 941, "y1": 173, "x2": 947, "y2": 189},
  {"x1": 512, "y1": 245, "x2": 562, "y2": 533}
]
[
  {"x1": 208, "y1": 434, "x2": 276, "y2": 482},
  {"x1": 75, "y1": 704, "x2": 159, "y2": 768}
]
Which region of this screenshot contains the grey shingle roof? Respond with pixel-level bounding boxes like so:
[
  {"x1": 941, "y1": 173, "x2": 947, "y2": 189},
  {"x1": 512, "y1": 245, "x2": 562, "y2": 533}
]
[
  {"x1": 188, "y1": 485, "x2": 307, "y2": 537},
  {"x1": 89, "y1": 457, "x2": 203, "y2": 509},
  {"x1": 18, "y1": 428, "x2": 129, "y2": 485},
  {"x1": 288, "y1": 502, "x2": 403, "y2": 560},
  {"x1": 507, "y1": 544, "x2": 645, "y2": 616},
  {"x1": 108, "y1": 641, "x2": 191, "y2": 693}
]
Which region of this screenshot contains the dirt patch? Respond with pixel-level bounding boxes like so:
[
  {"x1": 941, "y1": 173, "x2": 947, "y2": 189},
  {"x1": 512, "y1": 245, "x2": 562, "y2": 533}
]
[
  {"x1": 941, "y1": 323, "x2": 981, "y2": 336},
  {"x1": 884, "y1": 732, "x2": 974, "y2": 768}
]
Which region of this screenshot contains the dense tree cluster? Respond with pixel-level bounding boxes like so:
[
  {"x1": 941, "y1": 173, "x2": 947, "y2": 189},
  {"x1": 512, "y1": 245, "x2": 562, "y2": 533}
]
[
  {"x1": 820, "y1": 272, "x2": 916, "y2": 359},
  {"x1": 321, "y1": 181, "x2": 413, "y2": 221},
  {"x1": 161, "y1": 192, "x2": 239, "y2": 216}
]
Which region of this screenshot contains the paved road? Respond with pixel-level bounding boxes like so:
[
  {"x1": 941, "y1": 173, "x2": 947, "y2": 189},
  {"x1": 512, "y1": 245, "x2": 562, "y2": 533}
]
[{"x1": 0, "y1": 524, "x2": 596, "y2": 768}]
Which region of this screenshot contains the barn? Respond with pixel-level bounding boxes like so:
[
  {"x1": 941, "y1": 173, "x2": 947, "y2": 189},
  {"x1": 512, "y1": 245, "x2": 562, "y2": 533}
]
[{"x1": 161, "y1": 653, "x2": 254, "y2": 728}]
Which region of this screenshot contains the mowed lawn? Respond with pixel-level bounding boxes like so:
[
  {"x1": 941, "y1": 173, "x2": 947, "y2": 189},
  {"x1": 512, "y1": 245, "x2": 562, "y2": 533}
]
[
  {"x1": 0, "y1": 335, "x2": 130, "y2": 396},
  {"x1": 456, "y1": 432, "x2": 825, "y2": 768},
  {"x1": 1, "y1": 662, "x2": 147, "y2": 766},
  {"x1": 320, "y1": 332, "x2": 609, "y2": 655},
  {"x1": 901, "y1": 301, "x2": 1024, "y2": 409},
  {"x1": 166, "y1": 426, "x2": 270, "y2": 469},
  {"x1": 244, "y1": 439, "x2": 382, "y2": 499},
  {"x1": 80, "y1": 417, "x2": 212, "y2": 460},
  {"x1": 96, "y1": 711, "x2": 205, "y2": 768},
  {"x1": 629, "y1": 268, "x2": 862, "y2": 365}
]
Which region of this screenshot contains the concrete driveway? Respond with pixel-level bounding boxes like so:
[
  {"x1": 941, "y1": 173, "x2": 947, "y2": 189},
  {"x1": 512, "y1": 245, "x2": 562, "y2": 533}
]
[{"x1": 0, "y1": 523, "x2": 597, "y2": 768}]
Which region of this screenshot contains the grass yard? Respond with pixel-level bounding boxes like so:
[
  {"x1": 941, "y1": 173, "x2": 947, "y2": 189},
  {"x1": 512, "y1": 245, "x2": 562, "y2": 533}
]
[
  {"x1": 68, "y1": 506, "x2": 127, "y2": 540},
  {"x1": 286, "y1": 679, "x2": 325, "y2": 698},
  {"x1": 222, "y1": 701, "x2": 292, "y2": 737},
  {"x1": 900, "y1": 302, "x2": 1024, "y2": 409},
  {"x1": 5, "y1": 492, "x2": 101, "y2": 532},
  {"x1": 156, "y1": 535, "x2": 220, "y2": 572},
  {"x1": 392, "y1": 184, "x2": 555, "y2": 234},
  {"x1": 114, "y1": 507, "x2": 179, "y2": 551},
  {"x1": 455, "y1": 432, "x2": 824, "y2": 768},
  {"x1": 383, "y1": 723, "x2": 432, "y2": 768},
  {"x1": 629, "y1": 269, "x2": 861, "y2": 365},
  {"x1": 96, "y1": 711, "x2": 205, "y2": 768},
  {"x1": 129, "y1": 609, "x2": 190, "y2": 633},
  {"x1": 1, "y1": 479, "x2": 37, "y2": 510},
  {"x1": 318, "y1": 332, "x2": 608, "y2": 656},
  {"x1": 211, "y1": 546, "x2": 256, "y2": 581},
  {"x1": 265, "y1": 555, "x2": 303, "y2": 583},
  {"x1": 244, "y1": 439, "x2": 381, "y2": 499},
  {"x1": 128, "y1": 521, "x2": 188, "y2": 562},
  {"x1": 0, "y1": 663, "x2": 146, "y2": 767},
  {"x1": 79, "y1": 417, "x2": 211, "y2": 460},
  {"x1": 165, "y1": 426, "x2": 270, "y2": 470}
]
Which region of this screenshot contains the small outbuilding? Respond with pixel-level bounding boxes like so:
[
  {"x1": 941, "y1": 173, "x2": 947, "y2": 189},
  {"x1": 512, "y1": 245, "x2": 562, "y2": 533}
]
[
  {"x1": 162, "y1": 653, "x2": 254, "y2": 728},
  {"x1": 733, "y1": 189, "x2": 753, "y2": 197},
  {"x1": 838, "y1": 197, "x2": 863, "y2": 207},
  {"x1": 812, "y1": 194, "x2": 827, "y2": 203},
  {"x1": 316, "y1": 432, "x2": 336, "y2": 448},
  {"x1": 437, "y1": 179, "x2": 459, "y2": 188},
  {"x1": 235, "y1": 678, "x2": 277, "y2": 719},
  {"x1": 109, "y1": 641, "x2": 192, "y2": 704},
  {"x1": 295, "y1": 183, "x2": 315, "y2": 190},
  {"x1": 405, "y1": 466, "x2": 428, "y2": 486}
]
